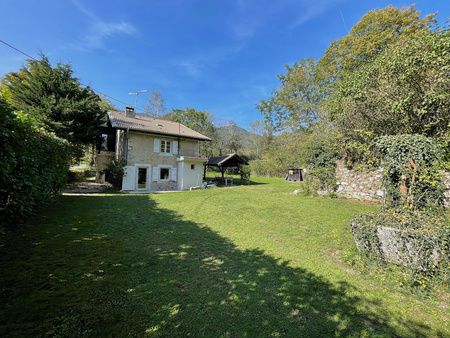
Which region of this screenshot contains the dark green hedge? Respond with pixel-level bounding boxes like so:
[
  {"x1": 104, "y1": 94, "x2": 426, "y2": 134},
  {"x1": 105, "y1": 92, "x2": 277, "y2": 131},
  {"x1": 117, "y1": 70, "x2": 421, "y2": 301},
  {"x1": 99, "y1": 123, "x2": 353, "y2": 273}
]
[{"x1": 0, "y1": 98, "x2": 70, "y2": 229}]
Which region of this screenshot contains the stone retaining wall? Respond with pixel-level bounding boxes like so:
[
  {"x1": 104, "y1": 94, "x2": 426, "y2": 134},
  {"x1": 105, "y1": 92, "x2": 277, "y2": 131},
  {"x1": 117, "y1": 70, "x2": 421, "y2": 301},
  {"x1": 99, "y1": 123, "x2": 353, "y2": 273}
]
[
  {"x1": 334, "y1": 160, "x2": 384, "y2": 202},
  {"x1": 333, "y1": 160, "x2": 450, "y2": 206}
]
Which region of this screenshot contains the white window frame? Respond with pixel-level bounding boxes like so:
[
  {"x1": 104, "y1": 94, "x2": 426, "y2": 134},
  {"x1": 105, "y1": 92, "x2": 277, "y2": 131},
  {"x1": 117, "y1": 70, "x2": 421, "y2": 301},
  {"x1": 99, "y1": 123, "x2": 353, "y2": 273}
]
[
  {"x1": 160, "y1": 140, "x2": 171, "y2": 154},
  {"x1": 153, "y1": 138, "x2": 178, "y2": 156}
]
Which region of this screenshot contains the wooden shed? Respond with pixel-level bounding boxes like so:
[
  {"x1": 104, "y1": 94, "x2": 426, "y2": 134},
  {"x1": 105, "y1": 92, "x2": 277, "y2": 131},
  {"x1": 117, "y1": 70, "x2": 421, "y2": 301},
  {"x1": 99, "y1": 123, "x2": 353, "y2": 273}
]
[{"x1": 286, "y1": 167, "x2": 303, "y2": 182}]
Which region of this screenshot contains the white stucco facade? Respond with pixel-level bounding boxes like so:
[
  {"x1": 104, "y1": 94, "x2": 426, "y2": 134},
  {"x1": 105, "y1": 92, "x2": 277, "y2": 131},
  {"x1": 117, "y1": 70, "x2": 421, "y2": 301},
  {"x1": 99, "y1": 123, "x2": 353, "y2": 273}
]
[{"x1": 177, "y1": 156, "x2": 207, "y2": 191}]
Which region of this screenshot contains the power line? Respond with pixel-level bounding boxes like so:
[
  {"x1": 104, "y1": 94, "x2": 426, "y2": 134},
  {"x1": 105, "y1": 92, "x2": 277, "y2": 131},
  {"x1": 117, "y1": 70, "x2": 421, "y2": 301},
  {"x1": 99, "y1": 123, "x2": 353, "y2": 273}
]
[
  {"x1": 0, "y1": 39, "x2": 36, "y2": 60},
  {"x1": 0, "y1": 39, "x2": 144, "y2": 112}
]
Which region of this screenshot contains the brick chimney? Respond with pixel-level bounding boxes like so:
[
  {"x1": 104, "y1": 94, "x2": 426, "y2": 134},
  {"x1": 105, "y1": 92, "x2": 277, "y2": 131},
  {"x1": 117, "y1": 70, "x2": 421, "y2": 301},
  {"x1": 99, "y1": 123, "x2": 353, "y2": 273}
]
[{"x1": 125, "y1": 105, "x2": 135, "y2": 118}]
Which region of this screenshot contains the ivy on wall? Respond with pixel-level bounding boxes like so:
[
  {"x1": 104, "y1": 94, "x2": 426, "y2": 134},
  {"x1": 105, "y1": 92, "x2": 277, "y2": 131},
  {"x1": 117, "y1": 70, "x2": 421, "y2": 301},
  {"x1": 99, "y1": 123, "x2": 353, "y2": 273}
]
[
  {"x1": 350, "y1": 134, "x2": 449, "y2": 288},
  {"x1": 376, "y1": 134, "x2": 446, "y2": 211}
]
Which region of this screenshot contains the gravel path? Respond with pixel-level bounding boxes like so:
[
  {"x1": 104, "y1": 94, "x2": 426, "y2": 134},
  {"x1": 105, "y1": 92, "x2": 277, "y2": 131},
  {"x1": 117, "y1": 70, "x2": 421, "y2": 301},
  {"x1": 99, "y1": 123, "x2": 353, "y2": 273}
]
[{"x1": 62, "y1": 179, "x2": 113, "y2": 194}]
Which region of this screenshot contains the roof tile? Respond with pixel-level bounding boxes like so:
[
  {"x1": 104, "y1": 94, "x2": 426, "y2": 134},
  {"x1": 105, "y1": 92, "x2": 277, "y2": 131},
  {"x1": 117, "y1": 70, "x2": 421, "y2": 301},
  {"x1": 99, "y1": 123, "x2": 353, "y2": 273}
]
[{"x1": 108, "y1": 111, "x2": 211, "y2": 141}]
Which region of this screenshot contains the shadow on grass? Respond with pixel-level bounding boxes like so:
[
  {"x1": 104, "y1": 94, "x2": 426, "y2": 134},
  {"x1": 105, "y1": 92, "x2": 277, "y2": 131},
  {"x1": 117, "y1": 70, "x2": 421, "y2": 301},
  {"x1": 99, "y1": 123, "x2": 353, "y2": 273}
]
[
  {"x1": 204, "y1": 176, "x2": 268, "y2": 187},
  {"x1": 0, "y1": 194, "x2": 442, "y2": 336}
]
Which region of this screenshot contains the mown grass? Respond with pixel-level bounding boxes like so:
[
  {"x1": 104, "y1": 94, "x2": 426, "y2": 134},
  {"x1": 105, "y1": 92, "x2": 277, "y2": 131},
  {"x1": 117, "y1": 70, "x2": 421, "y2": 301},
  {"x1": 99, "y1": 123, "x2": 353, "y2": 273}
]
[{"x1": 0, "y1": 177, "x2": 448, "y2": 336}]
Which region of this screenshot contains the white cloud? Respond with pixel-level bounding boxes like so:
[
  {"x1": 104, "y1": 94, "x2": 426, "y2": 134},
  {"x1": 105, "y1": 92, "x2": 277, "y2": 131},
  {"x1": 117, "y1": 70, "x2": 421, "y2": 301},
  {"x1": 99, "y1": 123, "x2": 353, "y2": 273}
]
[
  {"x1": 177, "y1": 0, "x2": 344, "y2": 78},
  {"x1": 290, "y1": 1, "x2": 344, "y2": 29},
  {"x1": 69, "y1": 0, "x2": 138, "y2": 51},
  {"x1": 84, "y1": 21, "x2": 137, "y2": 49},
  {"x1": 179, "y1": 59, "x2": 203, "y2": 77},
  {"x1": 176, "y1": 44, "x2": 243, "y2": 78},
  {"x1": 230, "y1": 0, "x2": 345, "y2": 38}
]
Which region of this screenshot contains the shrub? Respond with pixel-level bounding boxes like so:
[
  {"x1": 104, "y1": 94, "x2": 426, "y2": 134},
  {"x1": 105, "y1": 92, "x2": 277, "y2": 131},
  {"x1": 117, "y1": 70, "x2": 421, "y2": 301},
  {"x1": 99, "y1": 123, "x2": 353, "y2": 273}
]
[
  {"x1": 350, "y1": 210, "x2": 450, "y2": 285},
  {"x1": 327, "y1": 192, "x2": 338, "y2": 199},
  {"x1": 0, "y1": 98, "x2": 70, "y2": 229},
  {"x1": 240, "y1": 165, "x2": 251, "y2": 185},
  {"x1": 301, "y1": 137, "x2": 339, "y2": 191},
  {"x1": 349, "y1": 134, "x2": 449, "y2": 288},
  {"x1": 103, "y1": 158, "x2": 127, "y2": 188}
]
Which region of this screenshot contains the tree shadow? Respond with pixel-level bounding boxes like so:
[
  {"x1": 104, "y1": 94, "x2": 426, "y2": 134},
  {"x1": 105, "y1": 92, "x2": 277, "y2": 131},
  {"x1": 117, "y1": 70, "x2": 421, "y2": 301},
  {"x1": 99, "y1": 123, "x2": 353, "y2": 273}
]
[{"x1": 0, "y1": 194, "x2": 445, "y2": 337}]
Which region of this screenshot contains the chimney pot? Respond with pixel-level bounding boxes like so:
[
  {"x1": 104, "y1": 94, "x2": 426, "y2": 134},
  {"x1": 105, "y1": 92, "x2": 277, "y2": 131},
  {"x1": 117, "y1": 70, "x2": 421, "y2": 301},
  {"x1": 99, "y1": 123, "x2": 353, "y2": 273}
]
[{"x1": 125, "y1": 105, "x2": 135, "y2": 118}]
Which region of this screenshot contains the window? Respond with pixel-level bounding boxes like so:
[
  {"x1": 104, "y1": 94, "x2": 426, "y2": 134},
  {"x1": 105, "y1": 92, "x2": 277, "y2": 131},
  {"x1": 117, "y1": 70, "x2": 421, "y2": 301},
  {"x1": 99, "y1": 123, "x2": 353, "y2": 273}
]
[
  {"x1": 153, "y1": 166, "x2": 177, "y2": 182},
  {"x1": 191, "y1": 164, "x2": 195, "y2": 170},
  {"x1": 154, "y1": 139, "x2": 178, "y2": 155},
  {"x1": 160, "y1": 140, "x2": 171, "y2": 153},
  {"x1": 101, "y1": 134, "x2": 108, "y2": 151},
  {"x1": 160, "y1": 168, "x2": 170, "y2": 180}
]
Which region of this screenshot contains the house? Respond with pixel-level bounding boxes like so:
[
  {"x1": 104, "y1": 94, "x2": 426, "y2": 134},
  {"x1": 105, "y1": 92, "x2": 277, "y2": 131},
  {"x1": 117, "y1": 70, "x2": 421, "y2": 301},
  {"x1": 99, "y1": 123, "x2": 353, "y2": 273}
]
[{"x1": 96, "y1": 106, "x2": 211, "y2": 192}]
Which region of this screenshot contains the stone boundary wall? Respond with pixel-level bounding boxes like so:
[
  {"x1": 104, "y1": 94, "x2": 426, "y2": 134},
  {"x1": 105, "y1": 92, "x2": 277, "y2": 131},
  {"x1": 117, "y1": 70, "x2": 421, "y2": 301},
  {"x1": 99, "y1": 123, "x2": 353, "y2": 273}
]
[
  {"x1": 334, "y1": 160, "x2": 384, "y2": 202},
  {"x1": 333, "y1": 160, "x2": 450, "y2": 206}
]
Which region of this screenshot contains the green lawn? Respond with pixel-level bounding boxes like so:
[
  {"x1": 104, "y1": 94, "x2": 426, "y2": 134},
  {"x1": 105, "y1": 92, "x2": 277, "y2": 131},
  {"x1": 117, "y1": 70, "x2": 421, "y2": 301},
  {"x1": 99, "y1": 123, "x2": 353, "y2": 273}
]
[{"x1": 0, "y1": 177, "x2": 448, "y2": 337}]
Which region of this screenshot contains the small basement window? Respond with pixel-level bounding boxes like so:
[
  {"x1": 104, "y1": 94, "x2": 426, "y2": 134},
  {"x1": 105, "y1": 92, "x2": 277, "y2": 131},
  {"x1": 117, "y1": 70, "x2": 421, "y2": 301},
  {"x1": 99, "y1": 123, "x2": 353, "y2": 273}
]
[{"x1": 191, "y1": 164, "x2": 195, "y2": 170}]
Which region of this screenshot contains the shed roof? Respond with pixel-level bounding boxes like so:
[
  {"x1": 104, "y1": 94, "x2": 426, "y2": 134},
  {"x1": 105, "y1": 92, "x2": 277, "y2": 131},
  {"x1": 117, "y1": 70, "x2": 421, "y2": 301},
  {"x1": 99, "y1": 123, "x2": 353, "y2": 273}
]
[
  {"x1": 204, "y1": 153, "x2": 249, "y2": 167},
  {"x1": 107, "y1": 111, "x2": 211, "y2": 141}
]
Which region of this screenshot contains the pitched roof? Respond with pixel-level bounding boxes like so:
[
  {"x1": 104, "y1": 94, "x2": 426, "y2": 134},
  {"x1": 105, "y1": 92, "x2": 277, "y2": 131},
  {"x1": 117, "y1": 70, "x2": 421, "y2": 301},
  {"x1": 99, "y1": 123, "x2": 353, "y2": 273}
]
[
  {"x1": 205, "y1": 153, "x2": 249, "y2": 167},
  {"x1": 107, "y1": 111, "x2": 211, "y2": 141}
]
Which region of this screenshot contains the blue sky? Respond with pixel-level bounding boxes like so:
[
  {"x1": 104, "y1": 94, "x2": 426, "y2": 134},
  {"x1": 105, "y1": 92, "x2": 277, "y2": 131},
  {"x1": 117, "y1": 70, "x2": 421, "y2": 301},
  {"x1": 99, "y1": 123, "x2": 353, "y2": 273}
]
[{"x1": 1, "y1": 1, "x2": 449, "y2": 130}]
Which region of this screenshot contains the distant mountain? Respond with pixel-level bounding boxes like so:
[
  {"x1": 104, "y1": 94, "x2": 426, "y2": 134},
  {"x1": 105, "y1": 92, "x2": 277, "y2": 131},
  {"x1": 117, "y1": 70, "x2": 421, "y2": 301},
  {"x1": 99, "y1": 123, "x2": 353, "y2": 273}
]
[
  {"x1": 216, "y1": 125, "x2": 262, "y2": 156},
  {"x1": 217, "y1": 124, "x2": 252, "y2": 140}
]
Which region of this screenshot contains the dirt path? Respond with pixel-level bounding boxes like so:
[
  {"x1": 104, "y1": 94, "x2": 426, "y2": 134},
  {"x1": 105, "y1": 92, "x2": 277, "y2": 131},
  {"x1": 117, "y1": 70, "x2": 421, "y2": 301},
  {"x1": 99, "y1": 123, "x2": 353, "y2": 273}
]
[{"x1": 62, "y1": 178, "x2": 113, "y2": 194}]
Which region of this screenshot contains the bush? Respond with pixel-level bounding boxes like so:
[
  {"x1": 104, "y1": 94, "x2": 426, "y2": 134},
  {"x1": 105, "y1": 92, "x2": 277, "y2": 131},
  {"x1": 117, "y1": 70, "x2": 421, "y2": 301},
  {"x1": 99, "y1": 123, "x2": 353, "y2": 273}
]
[
  {"x1": 349, "y1": 135, "x2": 449, "y2": 289},
  {"x1": 103, "y1": 158, "x2": 127, "y2": 188},
  {"x1": 350, "y1": 210, "x2": 450, "y2": 285},
  {"x1": 301, "y1": 137, "x2": 339, "y2": 191},
  {"x1": 0, "y1": 98, "x2": 70, "y2": 229},
  {"x1": 240, "y1": 165, "x2": 251, "y2": 185}
]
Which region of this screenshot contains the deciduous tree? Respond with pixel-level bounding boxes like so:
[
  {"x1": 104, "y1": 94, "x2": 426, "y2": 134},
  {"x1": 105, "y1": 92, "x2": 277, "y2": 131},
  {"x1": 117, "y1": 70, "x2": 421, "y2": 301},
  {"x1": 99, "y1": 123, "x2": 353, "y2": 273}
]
[
  {"x1": 143, "y1": 89, "x2": 166, "y2": 117},
  {"x1": 162, "y1": 107, "x2": 216, "y2": 157},
  {"x1": 319, "y1": 5, "x2": 436, "y2": 80},
  {"x1": 256, "y1": 57, "x2": 326, "y2": 132},
  {"x1": 328, "y1": 26, "x2": 450, "y2": 162}
]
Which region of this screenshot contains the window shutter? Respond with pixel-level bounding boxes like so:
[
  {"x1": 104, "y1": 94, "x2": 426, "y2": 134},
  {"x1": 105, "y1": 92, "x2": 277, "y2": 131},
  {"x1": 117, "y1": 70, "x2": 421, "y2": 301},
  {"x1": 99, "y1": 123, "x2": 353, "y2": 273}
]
[
  {"x1": 153, "y1": 138, "x2": 160, "y2": 153},
  {"x1": 152, "y1": 167, "x2": 159, "y2": 181},
  {"x1": 171, "y1": 168, "x2": 177, "y2": 181},
  {"x1": 172, "y1": 140, "x2": 178, "y2": 155}
]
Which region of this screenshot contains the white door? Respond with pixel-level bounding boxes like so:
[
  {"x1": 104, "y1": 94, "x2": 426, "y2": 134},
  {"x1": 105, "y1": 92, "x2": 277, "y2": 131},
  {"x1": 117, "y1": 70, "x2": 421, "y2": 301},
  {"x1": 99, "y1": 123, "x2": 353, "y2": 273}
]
[{"x1": 122, "y1": 166, "x2": 136, "y2": 190}]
